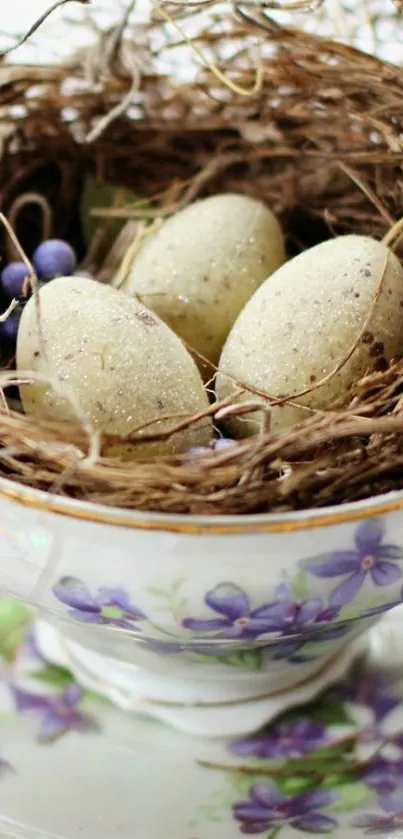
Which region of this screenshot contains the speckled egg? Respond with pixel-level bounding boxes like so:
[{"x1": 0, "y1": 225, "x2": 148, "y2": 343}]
[
  {"x1": 121, "y1": 193, "x2": 286, "y2": 369},
  {"x1": 216, "y1": 235, "x2": 403, "y2": 435},
  {"x1": 17, "y1": 276, "x2": 212, "y2": 458}
]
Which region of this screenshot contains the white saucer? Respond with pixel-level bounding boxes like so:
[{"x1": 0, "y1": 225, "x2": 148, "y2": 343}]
[
  {"x1": 1, "y1": 605, "x2": 403, "y2": 838},
  {"x1": 34, "y1": 619, "x2": 369, "y2": 738}
]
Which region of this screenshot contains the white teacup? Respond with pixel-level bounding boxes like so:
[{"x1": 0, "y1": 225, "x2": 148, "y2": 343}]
[{"x1": 1, "y1": 476, "x2": 402, "y2": 736}]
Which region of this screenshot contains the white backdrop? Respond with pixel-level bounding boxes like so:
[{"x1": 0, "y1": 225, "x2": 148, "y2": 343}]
[
  {"x1": 1, "y1": 0, "x2": 402, "y2": 63},
  {"x1": 0, "y1": 0, "x2": 123, "y2": 60}
]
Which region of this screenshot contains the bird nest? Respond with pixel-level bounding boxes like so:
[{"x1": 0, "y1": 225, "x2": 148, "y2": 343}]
[{"x1": 0, "y1": 2, "x2": 403, "y2": 515}]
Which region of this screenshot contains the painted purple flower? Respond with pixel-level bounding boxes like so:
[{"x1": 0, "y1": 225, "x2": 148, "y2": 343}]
[
  {"x1": 363, "y1": 756, "x2": 403, "y2": 795},
  {"x1": 182, "y1": 582, "x2": 342, "y2": 646},
  {"x1": 345, "y1": 674, "x2": 403, "y2": 762},
  {"x1": 321, "y1": 671, "x2": 400, "y2": 728},
  {"x1": 182, "y1": 582, "x2": 273, "y2": 639},
  {"x1": 12, "y1": 682, "x2": 99, "y2": 743},
  {"x1": 345, "y1": 672, "x2": 400, "y2": 717},
  {"x1": 233, "y1": 783, "x2": 338, "y2": 834},
  {"x1": 258, "y1": 585, "x2": 348, "y2": 661},
  {"x1": 53, "y1": 576, "x2": 145, "y2": 630},
  {"x1": 230, "y1": 720, "x2": 329, "y2": 760},
  {"x1": 303, "y1": 520, "x2": 403, "y2": 608},
  {"x1": 352, "y1": 791, "x2": 403, "y2": 834}
]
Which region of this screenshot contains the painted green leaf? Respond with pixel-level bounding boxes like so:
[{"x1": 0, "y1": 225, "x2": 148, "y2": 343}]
[
  {"x1": 228, "y1": 772, "x2": 258, "y2": 797},
  {"x1": 268, "y1": 826, "x2": 283, "y2": 839},
  {"x1": 0, "y1": 599, "x2": 31, "y2": 661},
  {"x1": 298, "y1": 744, "x2": 353, "y2": 761},
  {"x1": 212, "y1": 649, "x2": 264, "y2": 671},
  {"x1": 30, "y1": 664, "x2": 74, "y2": 688},
  {"x1": 276, "y1": 775, "x2": 318, "y2": 795},
  {"x1": 328, "y1": 781, "x2": 371, "y2": 812},
  {"x1": 282, "y1": 700, "x2": 351, "y2": 728},
  {"x1": 0, "y1": 599, "x2": 30, "y2": 630},
  {"x1": 291, "y1": 569, "x2": 310, "y2": 601},
  {"x1": 81, "y1": 690, "x2": 111, "y2": 707},
  {"x1": 289, "y1": 753, "x2": 353, "y2": 774},
  {"x1": 241, "y1": 649, "x2": 264, "y2": 670}
]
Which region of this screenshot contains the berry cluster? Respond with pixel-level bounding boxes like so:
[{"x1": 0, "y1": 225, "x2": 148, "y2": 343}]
[{"x1": 0, "y1": 239, "x2": 78, "y2": 347}]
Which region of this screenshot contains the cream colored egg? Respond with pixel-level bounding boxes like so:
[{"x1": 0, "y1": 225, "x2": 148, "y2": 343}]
[
  {"x1": 216, "y1": 235, "x2": 403, "y2": 436},
  {"x1": 121, "y1": 193, "x2": 286, "y2": 369},
  {"x1": 17, "y1": 276, "x2": 212, "y2": 458}
]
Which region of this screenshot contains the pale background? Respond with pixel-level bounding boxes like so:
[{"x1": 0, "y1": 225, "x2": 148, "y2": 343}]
[
  {"x1": 1, "y1": 0, "x2": 402, "y2": 63},
  {"x1": 1, "y1": 0, "x2": 121, "y2": 59}
]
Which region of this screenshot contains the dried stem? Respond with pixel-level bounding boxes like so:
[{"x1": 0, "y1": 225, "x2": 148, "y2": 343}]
[
  {"x1": 6, "y1": 193, "x2": 53, "y2": 262},
  {"x1": 155, "y1": 3, "x2": 264, "y2": 98},
  {"x1": 382, "y1": 217, "x2": 403, "y2": 250}
]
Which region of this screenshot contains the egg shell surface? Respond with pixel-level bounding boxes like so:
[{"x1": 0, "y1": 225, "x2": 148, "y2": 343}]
[
  {"x1": 216, "y1": 234, "x2": 403, "y2": 435},
  {"x1": 122, "y1": 193, "x2": 286, "y2": 368},
  {"x1": 17, "y1": 276, "x2": 212, "y2": 458}
]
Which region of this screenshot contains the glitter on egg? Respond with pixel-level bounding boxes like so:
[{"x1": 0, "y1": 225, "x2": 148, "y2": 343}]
[
  {"x1": 17, "y1": 276, "x2": 212, "y2": 459},
  {"x1": 121, "y1": 193, "x2": 286, "y2": 368},
  {"x1": 217, "y1": 234, "x2": 403, "y2": 436}
]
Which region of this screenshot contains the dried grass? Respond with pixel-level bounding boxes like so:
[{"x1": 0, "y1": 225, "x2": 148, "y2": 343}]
[{"x1": 0, "y1": 4, "x2": 403, "y2": 515}]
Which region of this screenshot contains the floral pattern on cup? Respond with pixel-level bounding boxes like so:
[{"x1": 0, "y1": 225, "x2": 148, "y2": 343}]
[
  {"x1": 181, "y1": 581, "x2": 351, "y2": 664},
  {"x1": 11, "y1": 682, "x2": 99, "y2": 743},
  {"x1": 52, "y1": 578, "x2": 146, "y2": 630},
  {"x1": 51, "y1": 576, "x2": 353, "y2": 667},
  {"x1": 302, "y1": 519, "x2": 403, "y2": 608},
  {"x1": 233, "y1": 785, "x2": 338, "y2": 834},
  {"x1": 181, "y1": 582, "x2": 342, "y2": 642},
  {"x1": 49, "y1": 518, "x2": 403, "y2": 671}
]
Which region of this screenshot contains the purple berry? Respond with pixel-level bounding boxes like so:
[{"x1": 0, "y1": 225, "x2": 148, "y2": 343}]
[
  {"x1": 0, "y1": 310, "x2": 20, "y2": 343},
  {"x1": 1, "y1": 262, "x2": 31, "y2": 299},
  {"x1": 33, "y1": 239, "x2": 77, "y2": 280}
]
